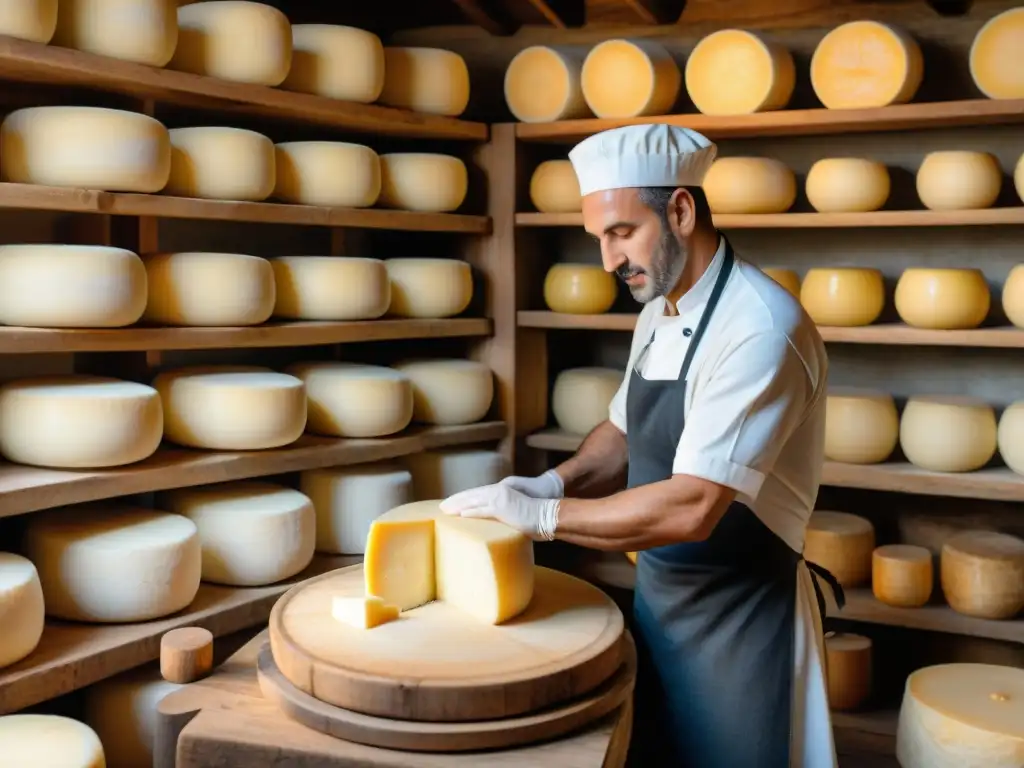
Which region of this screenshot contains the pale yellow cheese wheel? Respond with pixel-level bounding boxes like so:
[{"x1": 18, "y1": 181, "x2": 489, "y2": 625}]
[
  {"x1": 824, "y1": 389, "x2": 899, "y2": 464},
  {"x1": 804, "y1": 510, "x2": 875, "y2": 587},
  {"x1": 274, "y1": 142, "x2": 381, "y2": 208},
  {"x1": 805, "y1": 158, "x2": 891, "y2": 213},
  {"x1": 385, "y1": 258, "x2": 473, "y2": 319},
  {"x1": 872, "y1": 544, "x2": 933, "y2": 608},
  {"x1": 998, "y1": 401, "x2": 1024, "y2": 476},
  {"x1": 969, "y1": 7, "x2": 1024, "y2": 100},
  {"x1": 894, "y1": 268, "x2": 990, "y2": 330},
  {"x1": 392, "y1": 359, "x2": 494, "y2": 426},
  {"x1": 378, "y1": 153, "x2": 468, "y2": 213},
  {"x1": 551, "y1": 367, "x2": 622, "y2": 436},
  {"x1": 900, "y1": 395, "x2": 997, "y2": 473},
  {"x1": 825, "y1": 633, "x2": 872, "y2": 712},
  {"x1": 800, "y1": 268, "x2": 885, "y2": 327},
  {"x1": 283, "y1": 24, "x2": 385, "y2": 103},
  {"x1": 543, "y1": 264, "x2": 617, "y2": 314},
  {"x1": 378, "y1": 47, "x2": 470, "y2": 117},
  {"x1": 685, "y1": 29, "x2": 795, "y2": 115},
  {"x1": 580, "y1": 39, "x2": 681, "y2": 118},
  {"x1": 504, "y1": 45, "x2": 591, "y2": 123},
  {"x1": 529, "y1": 160, "x2": 582, "y2": 213},
  {"x1": 0, "y1": 0, "x2": 57, "y2": 43},
  {"x1": 1015, "y1": 152, "x2": 1024, "y2": 203},
  {"x1": 166, "y1": 127, "x2": 276, "y2": 202},
  {"x1": 272, "y1": 256, "x2": 389, "y2": 321},
  {"x1": 54, "y1": 0, "x2": 177, "y2": 66},
  {"x1": 762, "y1": 268, "x2": 800, "y2": 297},
  {"x1": 284, "y1": 363, "x2": 412, "y2": 438},
  {"x1": 703, "y1": 157, "x2": 796, "y2": 214},
  {"x1": 916, "y1": 151, "x2": 1002, "y2": 211},
  {"x1": 941, "y1": 530, "x2": 1024, "y2": 619},
  {"x1": 0, "y1": 714, "x2": 105, "y2": 768},
  {"x1": 1001, "y1": 264, "x2": 1024, "y2": 329}
]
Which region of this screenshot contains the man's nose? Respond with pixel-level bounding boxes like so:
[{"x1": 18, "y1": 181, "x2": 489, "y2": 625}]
[{"x1": 601, "y1": 245, "x2": 625, "y2": 274}]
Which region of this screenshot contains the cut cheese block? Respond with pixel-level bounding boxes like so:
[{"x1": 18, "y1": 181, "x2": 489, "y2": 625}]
[
  {"x1": 274, "y1": 141, "x2": 381, "y2": 208},
  {"x1": 0, "y1": 0, "x2": 57, "y2": 43},
  {"x1": 685, "y1": 29, "x2": 795, "y2": 115},
  {"x1": 1004, "y1": 264, "x2": 1024, "y2": 329},
  {"x1": 272, "y1": 256, "x2": 389, "y2": 321},
  {"x1": 378, "y1": 153, "x2": 468, "y2": 213},
  {"x1": 896, "y1": 663, "x2": 1024, "y2": 768},
  {"x1": 626, "y1": 551, "x2": 637, "y2": 564},
  {"x1": 283, "y1": 24, "x2": 385, "y2": 103},
  {"x1": 941, "y1": 530, "x2": 1024, "y2": 620},
  {"x1": 171, "y1": 0, "x2": 291, "y2": 85},
  {"x1": 23, "y1": 504, "x2": 201, "y2": 622},
  {"x1": 581, "y1": 38, "x2": 680, "y2": 118},
  {"x1": 364, "y1": 502, "x2": 436, "y2": 611},
  {"x1": 0, "y1": 553, "x2": 44, "y2": 669},
  {"x1": 300, "y1": 464, "x2": 413, "y2": 555},
  {"x1": 0, "y1": 244, "x2": 147, "y2": 328},
  {"x1": 805, "y1": 158, "x2": 891, "y2": 213},
  {"x1": 810, "y1": 21, "x2": 923, "y2": 109},
  {"x1": 0, "y1": 375, "x2": 162, "y2": 468},
  {"x1": 998, "y1": 401, "x2": 1024, "y2": 475},
  {"x1": 405, "y1": 448, "x2": 510, "y2": 500},
  {"x1": 378, "y1": 47, "x2": 470, "y2": 117},
  {"x1": 824, "y1": 388, "x2": 899, "y2": 464},
  {"x1": 285, "y1": 362, "x2": 412, "y2": 438},
  {"x1": 900, "y1": 395, "x2": 997, "y2": 473},
  {"x1": 800, "y1": 267, "x2": 885, "y2": 327},
  {"x1": 824, "y1": 633, "x2": 872, "y2": 711},
  {"x1": 53, "y1": 0, "x2": 177, "y2": 66},
  {"x1": 872, "y1": 544, "x2": 933, "y2": 608},
  {"x1": 332, "y1": 595, "x2": 399, "y2": 629},
  {"x1": 530, "y1": 160, "x2": 582, "y2": 213},
  {"x1": 0, "y1": 106, "x2": 171, "y2": 192},
  {"x1": 504, "y1": 45, "x2": 591, "y2": 123},
  {"x1": 895, "y1": 267, "x2": 990, "y2": 330},
  {"x1": 392, "y1": 358, "x2": 493, "y2": 425},
  {"x1": 0, "y1": 715, "x2": 105, "y2": 768},
  {"x1": 803, "y1": 510, "x2": 875, "y2": 587},
  {"x1": 159, "y1": 481, "x2": 315, "y2": 586},
  {"x1": 544, "y1": 263, "x2": 617, "y2": 314},
  {"x1": 969, "y1": 8, "x2": 1024, "y2": 100},
  {"x1": 165, "y1": 126, "x2": 275, "y2": 201},
  {"x1": 385, "y1": 257, "x2": 473, "y2": 318},
  {"x1": 703, "y1": 157, "x2": 797, "y2": 214},
  {"x1": 916, "y1": 151, "x2": 1002, "y2": 211},
  {"x1": 154, "y1": 365, "x2": 306, "y2": 450},
  {"x1": 762, "y1": 267, "x2": 801, "y2": 297},
  {"x1": 552, "y1": 367, "x2": 623, "y2": 436}
]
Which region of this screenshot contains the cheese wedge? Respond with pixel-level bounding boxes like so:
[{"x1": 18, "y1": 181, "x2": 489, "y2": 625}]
[{"x1": 332, "y1": 595, "x2": 400, "y2": 629}]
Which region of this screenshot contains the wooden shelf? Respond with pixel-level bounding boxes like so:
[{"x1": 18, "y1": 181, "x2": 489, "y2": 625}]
[
  {"x1": 513, "y1": 98, "x2": 1024, "y2": 143},
  {"x1": 0, "y1": 422, "x2": 506, "y2": 519},
  {"x1": 519, "y1": 312, "x2": 638, "y2": 332},
  {"x1": 0, "y1": 35, "x2": 487, "y2": 141}
]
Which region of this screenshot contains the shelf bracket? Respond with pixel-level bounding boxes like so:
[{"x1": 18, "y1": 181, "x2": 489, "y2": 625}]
[
  {"x1": 619, "y1": 0, "x2": 687, "y2": 25},
  {"x1": 448, "y1": 0, "x2": 522, "y2": 34},
  {"x1": 925, "y1": 0, "x2": 972, "y2": 15}
]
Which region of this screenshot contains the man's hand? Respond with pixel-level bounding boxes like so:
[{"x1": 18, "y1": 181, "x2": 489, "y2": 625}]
[
  {"x1": 498, "y1": 469, "x2": 564, "y2": 499},
  {"x1": 440, "y1": 483, "x2": 560, "y2": 541}
]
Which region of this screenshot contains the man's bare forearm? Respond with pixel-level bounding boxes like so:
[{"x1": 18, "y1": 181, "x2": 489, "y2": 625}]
[{"x1": 553, "y1": 420, "x2": 629, "y2": 498}]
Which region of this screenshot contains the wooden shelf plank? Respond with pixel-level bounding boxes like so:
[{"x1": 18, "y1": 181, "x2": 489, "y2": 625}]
[
  {"x1": 0, "y1": 35, "x2": 487, "y2": 141},
  {"x1": 518, "y1": 311, "x2": 638, "y2": 331},
  {"x1": 0, "y1": 422, "x2": 506, "y2": 519}
]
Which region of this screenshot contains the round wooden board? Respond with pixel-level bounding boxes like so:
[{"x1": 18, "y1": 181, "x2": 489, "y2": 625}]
[
  {"x1": 257, "y1": 634, "x2": 636, "y2": 753},
  {"x1": 269, "y1": 564, "x2": 625, "y2": 722}
]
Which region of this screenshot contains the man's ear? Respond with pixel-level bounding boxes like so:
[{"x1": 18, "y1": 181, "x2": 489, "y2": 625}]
[{"x1": 667, "y1": 187, "x2": 697, "y2": 239}]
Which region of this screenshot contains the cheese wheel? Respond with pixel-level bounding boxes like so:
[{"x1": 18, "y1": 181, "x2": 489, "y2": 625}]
[
  {"x1": 1002, "y1": 264, "x2": 1024, "y2": 329},
  {"x1": 810, "y1": 21, "x2": 923, "y2": 109},
  {"x1": 895, "y1": 268, "x2": 990, "y2": 330},
  {"x1": 406, "y1": 448, "x2": 510, "y2": 500},
  {"x1": 824, "y1": 389, "x2": 899, "y2": 464},
  {"x1": 703, "y1": 157, "x2": 797, "y2": 214},
  {"x1": 23, "y1": 504, "x2": 201, "y2": 622},
  {"x1": 171, "y1": 1, "x2": 291, "y2": 86},
  {"x1": 800, "y1": 268, "x2": 885, "y2": 327},
  {"x1": 299, "y1": 464, "x2": 413, "y2": 555},
  {"x1": 581, "y1": 39, "x2": 681, "y2": 118},
  {"x1": 378, "y1": 47, "x2": 470, "y2": 117},
  {"x1": 530, "y1": 160, "x2": 582, "y2": 213},
  {"x1": 916, "y1": 151, "x2": 1002, "y2": 211},
  {"x1": 0, "y1": 0, "x2": 57, "y2": 42},
  {"x1": 900, "y1": 395, "x2": 997, "y2": 473},
  {"x1": 165, "y1": 127, "x2": 275, "y2": 201},
  {"x1": 941, "y1": 530, "x2": 1024, "y2": 620},
  {"x1": 284, "y1": 362, "x2": 412, "y2": 438},
  {"x1": 378, "y1": 153, "x2": 468, "y2": 213},
  {"x1": 0, "y1": 106, "x2": 171, "y2": 192},
  {"x1": 897, "y1": 663, "x2": 1024, "y2": 768},
  {"x1": 762, "y1": 267, "x2": 801, "y2": 297},
  {"x1": 998, "y1": 401, "x2": 1024, "y2": 475},
  {"x1": 385, "y1": 258, "x2": 473, "y2": 319},
  {"x1": 0, "y1": 244, "x2": 146, "y2": 328},
  {"x1": 154, "y1": 365, "x2": 306, "y2": 450},
  {"x1": 283, "y1": 24, "x2": 385, "y2": 103},
  {"x1": 543, "y1": 263, "x2": 617, "y2": 314},
  {"x1": 825, "y1": 633, "x2": 872, "y2": 711},
  {"x1": 969, "y1": 8, "x2": 1024, "y2": 100},
  {"x1": 1015, "y1": 153, "x2": 1023, "y2": 203},
  {"x1": 685, "y1": 29, "x2": 795, "y2": 115},
  {"x1": 0, "y1": 715, "x2": 104, "y2": 768},
  {"x1": 0, "y1": 553, "x2": 44, "y2": 669},
  {"x1": 271, "y1": 256, "x2": 389, "y2": 321},
  {"x1": 392, "y1": 358, "x2": 493, "y2": 426},
  {"x1": 0, "y1": 375, "x2": 162, "y2": 468},
  {"x1": 872, "y1": 544, "x2": 933, "y2": 608},
  {"x1": 53, "y1": 0, "x2": 177, "y2": 66},
  {"x1": 144, "y1": 251, "x2": 275, "y2": 326},
  {"x1": 805, "y1": 158, "x2": 891, "y2": 213},
  {"x1": 803, "y1": 510, "x2": 875, "y2": 587},
  {"x1": 273, "y1": 141, "x2": 381, "y2": 208},
  {"x1": 552, "y1": 367, "x2": 622, "y2": 436},
  {"x1": 504, "y1": 45, "x2": 591, "y2": 123}
]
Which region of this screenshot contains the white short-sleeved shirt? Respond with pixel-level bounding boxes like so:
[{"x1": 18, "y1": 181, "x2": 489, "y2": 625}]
[{"x1": 608, "y1": 237, "x2": 828, "y2": 551}]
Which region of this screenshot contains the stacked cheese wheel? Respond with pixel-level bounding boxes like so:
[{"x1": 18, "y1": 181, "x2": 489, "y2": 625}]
[
  {"x1": 0, "y1": 715, "x2": 106, "y2": 768},
  {"x1": 544, "y1": 263, "x2": 618, "y2": 314}
]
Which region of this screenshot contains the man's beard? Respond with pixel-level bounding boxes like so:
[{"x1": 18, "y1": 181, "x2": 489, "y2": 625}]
[{"x1": 616, "y1": 227, "x2": 687, "y2": 304}]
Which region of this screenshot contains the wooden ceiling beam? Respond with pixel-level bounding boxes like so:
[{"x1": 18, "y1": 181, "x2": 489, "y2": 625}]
[
  {"x1": 618, "y1": 0, "x2": 687, "y2": 25},
  {"x1": 925, "y1": 0, "x2": 972, "y2": 15},
  {"x1": 525, "y1": 0, "x2": 586, "y2": 28},
  {"x1": 448, "y1": 0, "x2": 522, "y2": 34}
]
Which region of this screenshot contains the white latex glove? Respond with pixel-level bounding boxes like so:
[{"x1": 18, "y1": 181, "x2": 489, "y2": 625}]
[
  {"x1": 499, "y1": 468, "x2": 564, "y2": 499},
  {"x1": 440, "y1": 483, "x2": 560, "y2": 541}
]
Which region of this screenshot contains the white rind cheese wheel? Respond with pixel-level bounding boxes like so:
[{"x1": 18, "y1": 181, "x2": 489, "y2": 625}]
[
  {"x1": 1015, "y1": 153, "x2": 1023, "y2": 203},
  {"x1": 300, "y1": 464, "x2": 413, "y2": 555},
  {"x1": 810, "y1": 21, "x2": 923, "y2": 110},
  {"x1": 552, "y1": 367, "x2": 623, "y2": 436},
  {"x1": 272, "y1": 256, "x2": 389, "y2": 321},
  {"x1": 895, "y1": 268, "x2": 990, "y2": 330},
  {"x1": 581, "y1": 38, "x2": 680, "y2": 118},
  {"x1": 283, "y1": 24, "x2": 385, "y2": 103},
  {"x1": 165, "y1": 127, "x2": 275, "y2": 201},
  {"x1": 900, "y1": 395, "x2": 997, "y2": 473},
  {"x1": 405, "y1": 448, "x2": 510, "y2": 500},
  {"x1": 762, "y1": 268, "x2": 801, "y2": 297},
  {"x1": 0, "y1": 106, "x2": 171, "y2": 192},
  {"x1": 916, "y1": 151, "x2": 1002, "y2": 211},
  {"x1": 825, "y1": 633, "x2": 872, "y2": 712},
  {"x1": 172, "y1": 0, "x2": 291, "y2": 86},
  {"x1": 872, "y1": 544, "x2": 933, "y2": 608},
  {"x1": 378, "y1": 153, "x2": 468, "y2": 213},
  {"x1": 544, "y1": 263, "x2": 617, "y2": 314},
  {"x1": 824, "y1": 388, "x2": 899, "y2": 464},
  {"x1": 273, "y1": 141, "x2": 381, "y2": 208},
  {"x1": 530, "y1": 160, "x2": 582, "y2": 213},
  {"x1": 159, "y1": 481, "x2": 315, "y2": 586},
  {"x1": 1005, "y1": 264, "x2": 1024, "y2": 329},
  {"x1": 285, "y1": 362, "x2": 412, "y2": 438},
  {"x1": 385, "y1": 258, "x2": 473, "y2": 319},
  {"x1": 998, "y1": 401, "x2": 1024, "y2": 475},
  {"x1": 969, "y1": 8, "x2": 1024, "y2": 100},
  {"x1": 941, "y1": 530, "x2": 1024, "y2": 620},
  {"x1": 23, "y1": 505, "x2": 201, "y2": 622},
  {"x1": 378, "y1": 47, "x2": 470, "y2": 117},
  {"x1": 0, "y1": 244, "x2": 146, "y2": 328},
  {"x1": 0, "y1": 375, "x2": 162, "y2": 468},
  {"x1": 392, "y1": 358, "x2": 494, "y2": 426},
  {"x1": 685, "y1": 29, "x2": 795, "y2": 115},
  {"x1": 805, "y1": 158, "x2": 891, "y2": 213},
  {"x1": 800, "y1": 268, "x2": 885, "y2": 327},
  {"x1": 154, "y1": 365, "x2": 306, "y2": 450},
  {"x1": 504, "y1": 45, "x2": 591, "y2": 123},
  {"x1": 53, "y1": 0, "x2": 177, "y2": 66},
  {"x1": 0, "y1": 715, "x2": 105, "y2": 768},
  {"x1": 0, "y1": 0, "x2": 57, "y2": 43},
  {"x1": 803, "y1": 510, "x2": 875, "y2": 587},
  {"x1": 0, "y1": 553, "x2": 44, "y2": 669},
  {"x1": 897, "y1": 663, "x2": 1024, "y2": 768},
  {"x1": 703, "y1": 157, "x2": 797, "y2": 214}
]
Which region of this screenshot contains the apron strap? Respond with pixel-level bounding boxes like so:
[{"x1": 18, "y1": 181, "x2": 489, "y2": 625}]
[{"x1": 803, "y1": 559, "x2": 846, "y2": 626}]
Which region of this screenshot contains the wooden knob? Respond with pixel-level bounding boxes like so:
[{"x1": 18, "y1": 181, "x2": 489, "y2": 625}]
[{"x1": 161, "y1": 627, "x2": 213, "y2": 684}]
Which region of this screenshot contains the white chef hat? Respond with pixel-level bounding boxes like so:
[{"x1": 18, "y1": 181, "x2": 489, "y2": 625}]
[{"x1": 568, "y1": 124, "x2": 717, "y2": 197}]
